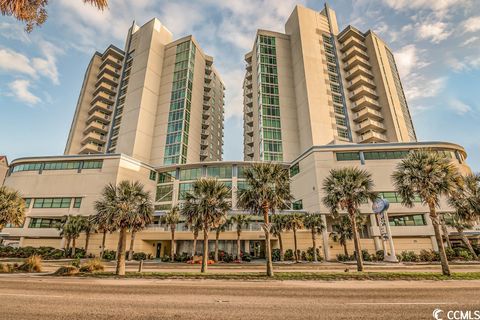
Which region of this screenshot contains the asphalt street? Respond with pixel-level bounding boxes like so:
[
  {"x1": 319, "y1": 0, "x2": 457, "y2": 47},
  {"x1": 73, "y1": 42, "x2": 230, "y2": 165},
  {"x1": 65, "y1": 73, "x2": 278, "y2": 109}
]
[{"x1": 0, "y1": 275, "x2": 479, "y2": 319}]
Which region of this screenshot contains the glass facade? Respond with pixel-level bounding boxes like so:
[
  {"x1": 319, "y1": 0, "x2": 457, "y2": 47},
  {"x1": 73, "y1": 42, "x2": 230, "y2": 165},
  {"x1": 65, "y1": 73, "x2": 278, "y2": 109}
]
[
  {"x1": 12, "y1": 160, "x2": 102, "y2": 173},
  {"x1": 389, "y1": 214, "x2": 426, "y2": 226},
  {"x1": 257, "y1": 35, "x2": 283, "y2": 161},
  {"x1": 164, "y1": 41, "x2": 196, "y2": 165}
]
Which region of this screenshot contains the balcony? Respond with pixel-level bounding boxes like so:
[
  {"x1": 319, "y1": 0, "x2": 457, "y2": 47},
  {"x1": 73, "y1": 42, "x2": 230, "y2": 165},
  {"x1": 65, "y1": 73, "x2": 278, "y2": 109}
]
[
  {"x1": 100, "y1": 64, "x2": 120, "y2": 77},
  {"x1": 100, "y1": 55, "x2": 122, "y2": 69},
  {"x1": 91, "y1": 91, "x2": 115, "y2": 105},
  {"x1": 79, "y1": 142, "x2": 104, "y2": 154},
  {"x1": 245, "y1": 115, "x2": 253, "y2": 125},
  {"x1": 355, "y1": 119, "x2": 386, "y2": 134},
  {"x1": 88, "y1": 101, "x2": 113, "y2": 114},
  {"x1": 93, "y1": 82, "x2": 116, "y2": 96},
  {"x1": 350, "y1": 96, "x2": 381, "y2": 112},
  {"x1": 340, "y1": 36, "x2": 367, "y2": 52},
  {"x1": 201, "y1": 129, "x2": 209, "y2": 138},
  {"x1": 201, "y1": 120, "x2": 210, "y2": 128},
  {"x1": 245, "y1": 97, "x2": 253, "y2": 106},
  {"x1": 88, "y1": 111, "x2": 111, "y2": 124},
  {"x1": 200, "y1": 139, "x2": 208, "y2": 149},
  {"x1": 245, "y1": 146, "x2": 254, "y2": 156},
  {"x1": 84, "y1": 121, "x2": 109, "y2": 134},
  {"x1": 202, "y1": 110, "x2": 211, "y2": 119},
  {"x1": 343, "y1": 56, "x2": 371, "y2": 71},
  {"x1": 245, "y1": 127, "x2": 254, "y2": 136},
  {"x1": 96, "y1": 72, "x2": 118, "y2": 87},
  {"x1": 245, "y1": 105, "x2": 253, "y2": 116},
  {"x1": 203, "y1": 91, "x2": 212, "y2": 100},
  {"x1": 81, "y1": 131, "x2": 106, "y2": 145},
  {"x1": 349, "y1": 85, "x2": 378, "y2": 101},
  {"x1": 204, "y1": 74, "x2": 212, "y2": 83},
  {"x1": 245, "y1": 88, "x2": 253, "y2": 97},
  {"x1": 344, "y1": 65, "x2": 374, "y2": 81},
  {"x1": 347, "y1": 75, "x2": 376, "y2": 91},
  {"x1": 245, "y1": 135, "x2": 254, "y2": 146},
  {"x1": 353, "y1": 107, "x2": 383, "y2": 122},
  {"x1": 246, "y1": 71, "x2": 252, "y2": 80},
  {"x1": 342, "y1": 47, "x2": 369, "y2": 62},
  {"x1": 200, "y1": 149, "x2": 209, "y2": 157},
  {"x1": 359, "y1": 130, "x2": 388, "y2": 143}
]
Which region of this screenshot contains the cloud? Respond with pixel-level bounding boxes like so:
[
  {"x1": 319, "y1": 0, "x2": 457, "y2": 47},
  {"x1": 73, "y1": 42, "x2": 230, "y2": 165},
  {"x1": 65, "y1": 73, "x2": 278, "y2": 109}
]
[
  {"x1": 404, "y1": 75, "x2": 447, "y2": 101},
  {"x1": 381, "y1": 0, "x2": 471, "y2": 18},
  {"x1": 32, "y1": 41, "x2": 63, "y2": 85},
  {"x1": 0, "y1": 48, "x2": 36, "y2": 77},
  {"x1": 394, "y1": 45, "x2": 428, "y2": 78},
  {"x1": 449, "y1": 99, "x2": 472, "y2": 115},
  {"x1": 463, "y1": 16, "x2": 480, "y2": 32},
  {"x1": 447, "y1": 56, "x2": 480, "y2": 72},
  {"x1": 416, "y1": 21, "x2": 451, "y2": 43},
  {"x1": 461, "y1": 36, "x2": 479, "y2": 46},
  {"x1": 8, "y1": 80, "x2": 41, "y2": 105}
]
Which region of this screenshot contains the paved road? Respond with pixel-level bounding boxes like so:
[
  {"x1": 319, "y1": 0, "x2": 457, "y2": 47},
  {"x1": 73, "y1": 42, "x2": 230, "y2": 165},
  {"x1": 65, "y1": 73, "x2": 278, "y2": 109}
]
[{"x1": 1, "y1": 275, "x2": 479, "y2": 319}]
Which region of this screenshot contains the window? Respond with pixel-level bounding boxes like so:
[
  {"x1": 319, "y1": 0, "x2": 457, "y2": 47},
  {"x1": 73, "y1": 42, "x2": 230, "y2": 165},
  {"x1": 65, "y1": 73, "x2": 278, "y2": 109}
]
[
  {"x1": 389, "y1": 214, "x2": 426, "y2": 226},
  {"x1": 363, "y1": 151, "x2": 409, "y2": 160},
  {"x1": 292, "y1": 200, "x2": 303, "y2": 210},
  {"x1": 179, "y1": 168, "x2": 202, "y2": 181},
  {"x1": 155, "y1": 203, "x2": 172, "y2": 211},
  {"x1": 33, "y1": 198, "x2": 72, "y2": 208},
  {"x1": 336, "y1": 152, "x2": 360, "y2": 161},
  {"x1": 178, "y1": 183, "x2": 194, "y2": 200},
  {"x1": 149, "y1": 170, "x2": 157, "y2": 181},
  {"x1": 73, "y1": 198, "x2": 82, "y2": 208},
  {"x1": 237, "y1": 180, "x2": 250, "y2": 191},
  {"x1": 378, "y1": 191, "x2": 421, "y2": 203},
  {"x1": 12, "y1": 163, "x2": 42, "y2": 173},
  {"x1": 24, "y1": 198, "x2": 31, "y2": 208},
  {"x1": 44, "y1": 161, "x2": 81, "y2": 170},
  {"x1": 337, "y1": 128, "x2": 349, "y2": 140},
  {"x1": 290, "y1": 163, "x2": 300, "y2": 177},
  {"x1": 156, "y1": 184, "x2": 173, "y2": 202},
  {"x1": 159, "y1": 170, "x2": 176, "y2": 183},
  {"x1": 28, "y1": 218, "x2": 62, "y2": 229},
  {"x1": 207, "y1": 166, "x2": 232, "y2": 179},
  {"x1": 83, "y1": 161, "x2": 103, "y2": 169},
  {"x1": 335, "y1": 116, "x2": 347, "y2": 127}
]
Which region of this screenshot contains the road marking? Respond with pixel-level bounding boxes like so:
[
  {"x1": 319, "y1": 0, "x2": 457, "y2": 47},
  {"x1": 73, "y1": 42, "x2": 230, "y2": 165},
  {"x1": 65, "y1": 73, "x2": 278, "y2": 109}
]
[
  {"x1": 0, "y1": 293, "x2": 64, "y2": 298},
  {"x1": 347, "y1": 302, "x2": 457, "y2": 305}
]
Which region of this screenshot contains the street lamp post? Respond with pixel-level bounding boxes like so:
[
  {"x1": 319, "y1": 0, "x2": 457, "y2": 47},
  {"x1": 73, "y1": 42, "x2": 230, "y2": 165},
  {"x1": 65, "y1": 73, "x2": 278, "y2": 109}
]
[{"x1": 372, "y1": 198, "x2": 398, "y2": 263}]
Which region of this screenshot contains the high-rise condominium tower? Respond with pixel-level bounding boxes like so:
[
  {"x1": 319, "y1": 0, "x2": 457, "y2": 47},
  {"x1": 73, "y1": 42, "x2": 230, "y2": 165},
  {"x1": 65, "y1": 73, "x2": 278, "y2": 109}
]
[
  {"x1": 243, "y1": 5, "x2": 416, "y2": 162},
  {"x1": 65, "y1": 19, "x2": 225, "y2": 166}
]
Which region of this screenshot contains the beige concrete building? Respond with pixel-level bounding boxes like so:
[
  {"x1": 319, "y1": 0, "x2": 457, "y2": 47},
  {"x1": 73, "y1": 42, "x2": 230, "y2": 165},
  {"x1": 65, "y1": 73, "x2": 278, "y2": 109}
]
[
  {"x1": 243, "y1": 5, "x2": 416, "y2": 162},
  {"x1": 66, "y1": 19, "x2": 225, "y2": 166},
  {"x1": 0, "y1": 156, "x2": 8, "y2": 184},
  {"x1": 2, "y1": 142, "x2": 477, "y2": 259},
  {"x1": 64, "y1": 45, "x2": 124, "y2": 155}
]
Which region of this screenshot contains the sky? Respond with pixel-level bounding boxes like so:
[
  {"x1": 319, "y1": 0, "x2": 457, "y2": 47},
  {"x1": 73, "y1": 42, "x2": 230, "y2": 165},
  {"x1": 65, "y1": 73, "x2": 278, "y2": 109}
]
[{"x1": 0, "y1": 0, "x2": 479, "y2": 171}]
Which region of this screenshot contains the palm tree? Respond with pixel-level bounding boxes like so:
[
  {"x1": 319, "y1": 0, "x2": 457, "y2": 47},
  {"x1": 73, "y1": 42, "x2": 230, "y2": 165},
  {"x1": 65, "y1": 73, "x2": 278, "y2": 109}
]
[
  {"x1": 94, "y1": 180, "x2": 154, "y2": 275},
  {"x1": 188, "y1": 218, "x2": 203, "y2": 257},
  {"x1": 181, "y1": 178, "x2": 231, "y2": 273},
  {"x1": 82, "y1": 216, "x2": 96, "y2": 255},
  {"x1": 90, "y1": 212, "x2": 111, "y2": 259},
  {"x1": 322, "y1": 167, "x2": 377, "y2": 272},
  {"x1": 448, "y1": 173, "x2": 480, "y2": 259},
  {"x1": 0, "y1": 186, "x2": 26, "y2": 230},
  {"x1": 127, "y1": 196, "x2": 153, "y2": 261},
  {"x1": 230, "y1": 214, "x2": 251, "y2": 260},
  {"x1": 303, "y1": 213, "x2": 325, "y2": 262},
  {"x1": 213, "y1": 217, "x2": 231, "y2": 262},
  {"x1": 330, "y1": 216, "x2": 353, "y2": 256},
  {"x1": 285, "y1": 213, "x2": 304, "y2": 262},
  {"x1": 57, "y1": 215, "x2": 72, "y2": 256},
  {"x1": 440, "y1": 214, "x2": 452, "y2": 248},
  {"x1": 161, "y1": 206, "x2": 181, "y2": 262},
  {"x1": 58, "y1": 215, "x2": 86, "y2": 258},
  {"x1": 393, "y1": 150, "x2": 462, "y2": 276},
  {"x1": 0, "y1": 0, "x2": 108, "y2": 32},
  {"x1": 237, "y1": 163, "x2": 293, "y2": 277},
  {"x1": 271, "y1": 214, "x2": 287, "y2": 261}
]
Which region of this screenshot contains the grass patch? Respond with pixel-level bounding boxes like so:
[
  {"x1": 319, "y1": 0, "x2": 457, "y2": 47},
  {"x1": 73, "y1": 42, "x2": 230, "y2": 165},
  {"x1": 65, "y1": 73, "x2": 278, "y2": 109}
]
[{"x1": 71, "y1": 271, "x2": 480, "y2": 281}]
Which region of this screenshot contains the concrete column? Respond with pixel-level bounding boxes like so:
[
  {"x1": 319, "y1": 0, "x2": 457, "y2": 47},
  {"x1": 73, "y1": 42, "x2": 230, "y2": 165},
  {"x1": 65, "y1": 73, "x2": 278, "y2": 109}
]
[
  {"x1": 321, "y1": 214, "x2": 330, "y2": 261},
  {"x1": 369, "y1": 214, "x2": 382, "y2": 251},
  {"x1": 244, "y1": 240, "x2": 250, "y2": 254}
]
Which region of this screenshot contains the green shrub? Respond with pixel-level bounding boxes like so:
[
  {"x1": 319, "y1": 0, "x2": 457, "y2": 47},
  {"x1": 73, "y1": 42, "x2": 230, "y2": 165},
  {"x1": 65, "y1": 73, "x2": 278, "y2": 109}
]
[
  {"x1": 79, "y1": 259, "x2": 104, "y2": 273},
  {"x1": 18, "y1": 255, "x2": 42, "y2": 272},
  {"x1": 102, "y1": 250, "x2": 116, "y2": 261},
  {"x1": 419, "y1": 249, "x2": 436, "y2": 262},
  {"x1": 241, "y1": 252, "x2": 252, "y2": 262},
  {"x1": 454, "y1": 247, "x2": 473, "y2": 260},
  {"x1": 445, "y1": 247, "x2": 456, "y2": 261},
  {"x1": 71, "y1": 258, "x2": 81, "y2": 268},
  {"x1": 399, "y1": 251, "x2": 419, "y2": 262},
  {"x1": 174, "y1": 252, "x2": 191, "y2": 262},
  {"x1": 305, "y1": 247, "x2": 323, "y2": 262},
  {"x1": 284, "y1": 249, "x2": 294, "y2": 261},
  {"x1": 361, "y1": 249, "x2": 372, "y2": 262},
  {"x1": 133, "y1": 252, "x2": 147, "y2": 261},
  {"x1": 272, "y1": 248, "x2": 281, "y2": 262},
  {"x1": 336, "y1": 253, "x2": 351, "y2": 262},
  {"x1": 54, "y1": 266, "x2": 79, "y2": 276},
  {"x1": 161, "y1": 255, "x2": 171, "y2": 262}
]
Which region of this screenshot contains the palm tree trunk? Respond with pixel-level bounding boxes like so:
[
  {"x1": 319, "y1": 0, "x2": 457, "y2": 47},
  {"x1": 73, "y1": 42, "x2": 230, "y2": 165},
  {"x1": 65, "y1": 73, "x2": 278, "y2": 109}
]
[
  {"x1": 128, "y1": 230, "x2": 136, "y2": 261},
  {"x1": 72, "y1": 238, "x2": 76, "y2": 258},
  {"x1": 343, "y1": 242, "x2": 348, "y2": 256},
  {"x1": 214, "y1": 230, "x2": 220, "y2": 263},
  {"x1": 192, "y1": 233, "x2": 197, "y2": 257},
  {"x1": 85, "y1": 231, "x2": 90, "y2": 254},
  {"x1": 100, "y1": 230, "x2": 106, "y2": 259},
  {"x1": 116, "y1": 227, "x2": 127, "y2": 276},
  {"x1": 312, "y1": 229, "x2": 318, "y2": 262},
  {"x1": 262, "y1": 203, "x2": 273, "y2": 277},
  {"x1": 349, "y1": 209, "x2": 363, "y2": 272},
  {"x1": 278, "y1": 233, "x2": 284, "y2": 261},
  {"x1": 236, "y1": 230, "x2": 241, "y2": 260},
  {"x1": 293, "y1": 227, "x2": 298, "y2": 263},
  {"x1": 65, "y1": 237, "x2": 71, "y2": 257},
  {"x1": 201, "y1": 227, "x2": 209, "y2": 273},
  {"x1": 441, "y1": 217, "x2": 452, "y2": 248},
  {"x1": 171, "y1": 226, "x2": 176, "y2": 262},
  {"x1": 429, "y1": 204, "x2": 451, "y2": 276},
  {"x1": 458, "y1": 227, "x2": 478, "y2": 260}
]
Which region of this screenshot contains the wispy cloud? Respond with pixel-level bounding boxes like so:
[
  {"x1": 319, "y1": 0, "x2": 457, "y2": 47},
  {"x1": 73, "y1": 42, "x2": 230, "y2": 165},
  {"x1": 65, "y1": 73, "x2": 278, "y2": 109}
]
[
  {"x1": 8, "y1": 80, "x2": 41, "y2": 105},
  {"x1": 463, "y1": 16, "x2": 480, "y2": 32},
  {"x1": 449, "y1": 99, "x2": 473, "y2": 115},
  {"x1": 0, "y1": 48, "x2": 36, "y2": 77},
  {"x1": 416, "y1": 21, "x2": 451, "y2": 43}
]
